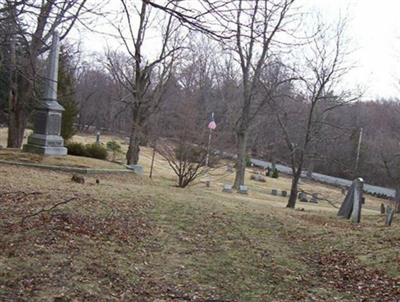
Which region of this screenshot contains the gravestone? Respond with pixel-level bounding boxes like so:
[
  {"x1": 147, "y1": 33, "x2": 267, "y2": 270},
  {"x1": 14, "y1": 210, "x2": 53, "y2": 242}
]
[
  {"x1": 127, "y1": 164, "x2": 144, "y2": 175},
  {"x1": 222, "y1": 183, "x2": 233, "y2": 193},
  {"x1": 205, "y1": 180, "x2": 210, "y2": 187},
  {"x1": 96, "y1": 131, "x2": 100, "y2": 145},
  {"x1": 310, "y1": 193, "x2": 319, "y2": 204},
  {"x1": 385, "y1": 206, "x2": 394, "y2": 226},
  {"x1": 299, "y1": 192, "x2": 308, "y2": 202},
  {"x1": 281, "y1": 190, "x2": 287, "y2": 197},
  {"x1": 271, "y1": 189, "x2": 278, "y2": 196},
  {"x1": 239, "y1": 185, "x2": 248, "y2": 194},
  {"x1": 23, "y1": 32, "x2": 67, "y2": 155},
  {"x1": 338, "y1": 178, "x2": 364, "y2": 223}
]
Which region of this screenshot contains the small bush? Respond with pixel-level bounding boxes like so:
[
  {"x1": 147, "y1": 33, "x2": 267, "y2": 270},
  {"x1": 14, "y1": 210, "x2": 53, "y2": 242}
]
[
  {"x1": 106, "y1": 140, "x2": 122, "y2": 161},
  {"x1": 66, "y1": 142, "x2": 87, "y2": 157},
  {"x1": 66, "y1": 142, "x2": 108, "y2": 160},
  {"x1": 175, "y1": 144, "x2": 205, "y2": 164},
  {"x1": 272, "y1": 168, "x2": 279, "y2": 178},
  {"x1": 85, "y1": 143, "x2": 108, "y2": 160},
  {"x1": 245, "y1": 155, "x2": 252, "y2": 167}
]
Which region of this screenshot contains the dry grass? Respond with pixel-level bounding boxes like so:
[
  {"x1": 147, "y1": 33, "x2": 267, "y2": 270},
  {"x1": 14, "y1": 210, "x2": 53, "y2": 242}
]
[{"x1": 0, "y1": 131, "x2": 399, "y2": 301}]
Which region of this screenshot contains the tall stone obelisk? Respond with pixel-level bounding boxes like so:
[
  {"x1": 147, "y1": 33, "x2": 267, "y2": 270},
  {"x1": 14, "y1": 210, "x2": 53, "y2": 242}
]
[{"x1": 23, "y1": 32, "x2": 67, "y2": 155}]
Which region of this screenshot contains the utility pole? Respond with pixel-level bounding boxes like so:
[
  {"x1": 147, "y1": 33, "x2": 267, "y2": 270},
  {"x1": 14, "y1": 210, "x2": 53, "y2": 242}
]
[{"x1": 355, "y1": 127, "x2": 363, "y2": 172}]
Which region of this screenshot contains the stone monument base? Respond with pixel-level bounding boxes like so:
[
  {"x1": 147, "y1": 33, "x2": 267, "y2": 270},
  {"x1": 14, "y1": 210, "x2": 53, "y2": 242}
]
[{"x1": 23, "y1": 134, "x2": 67, "y2": 156}]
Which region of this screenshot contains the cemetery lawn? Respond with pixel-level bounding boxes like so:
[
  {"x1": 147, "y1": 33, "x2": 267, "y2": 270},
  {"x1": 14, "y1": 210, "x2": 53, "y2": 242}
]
[{"x1": 0, "y1": 146, "x2": 399, "y2": 301}]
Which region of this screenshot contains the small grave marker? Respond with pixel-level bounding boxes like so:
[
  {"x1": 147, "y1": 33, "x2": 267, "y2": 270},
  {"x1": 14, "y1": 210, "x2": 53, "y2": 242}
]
[
  {"x1": 127, "y1": 164, "x2": 144, "y2": 175},
  {"x1": 271, "y1": 189, "x2": 278, "y2": 196},
  {"x1": 310, "y1": 193, "x2": 318, "y2": 203},
  {"x1": 222, "y1": 183, "x2": 233, "y2": 193},
  {"x1": 239, "y1": 185, "x2": 248, "y2": 194},
  {"x1": 299, "y1": 192, "x2": 308, "y2": 202},
  {"x1": 281, "y1": 190, "x2": 287, "y2": 197}
]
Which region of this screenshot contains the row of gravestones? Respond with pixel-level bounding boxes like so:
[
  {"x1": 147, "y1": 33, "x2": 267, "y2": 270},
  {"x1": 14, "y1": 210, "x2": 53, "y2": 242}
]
[
  {"x1": 338, "y1": 178, "x2": 395, "y2": 226},
  {"x1": 223, "y1": 184, "x2": 248, "y2": 194}
]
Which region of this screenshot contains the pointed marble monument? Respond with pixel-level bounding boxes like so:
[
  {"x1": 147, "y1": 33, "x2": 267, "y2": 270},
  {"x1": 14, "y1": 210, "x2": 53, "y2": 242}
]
[{"x1": 23, "y1": 32, "x2": 67, "y2": 155}]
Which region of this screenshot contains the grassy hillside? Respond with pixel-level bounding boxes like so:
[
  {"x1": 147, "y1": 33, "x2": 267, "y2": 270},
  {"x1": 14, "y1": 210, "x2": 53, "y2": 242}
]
[{"x1": 0, "y1": 132, "x2": 399, "y2": 301}]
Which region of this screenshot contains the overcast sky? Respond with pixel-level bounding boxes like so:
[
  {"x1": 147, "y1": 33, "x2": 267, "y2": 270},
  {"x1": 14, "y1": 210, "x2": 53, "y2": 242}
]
[{"x1": 75, "y1": 0, "x2": 400, "y2": 100}]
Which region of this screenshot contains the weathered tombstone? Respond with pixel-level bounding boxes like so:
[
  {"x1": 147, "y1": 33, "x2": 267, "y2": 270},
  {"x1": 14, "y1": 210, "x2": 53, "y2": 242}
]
[
  {"x1": 338, "y1": 178, "x2": 364, "y2": 223},
  {"x1": 127, "y1": 164, "x2": 144, "y2": 175},
  {"x1": 298, "y1": 192, "x2": 308, "y2": 202},
  {"x1": 385, "y1": 206, "x2": 394, "y2": 226},
  {"x1": 337, "y1": 183, "x2": 355, "y2": 219},
  {"x1": 310, "y1": 193, "x2": 319, "y2": 203},
  {"x1": 271, "y1": 189, "x2": 278, "y2": 196},
  {"x1": 341, "y1": 187, "x2": 346, "y2": 195},
  {"x1": 23, "y1": 32, "x2": 67, "y2": 155},
  {"x1": 205, "y1": 180, "x2": 211, "y2": 187},
  {"x1": 351, "y1": 178, "x2": 364, "y2": 223},
  {"x1": 96, "y1": 131, "x2": 100, "y2": 145},
  {"x1": 222, "y1": 183, "x2": 233, "y2": 193},
  {"x1": 281, "y1": 190, "x2": 287, "y2": 197},
  {"x1": 380, "y1": 203, "x2": 385, "y2": 215},
  {"x1": 239, "y1": 185, "x2": 248, "y2": 194}
]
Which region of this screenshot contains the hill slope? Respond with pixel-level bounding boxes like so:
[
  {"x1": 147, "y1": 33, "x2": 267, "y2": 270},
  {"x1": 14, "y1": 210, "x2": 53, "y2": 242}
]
[{"x1": 0, "y1": 146, "x2": 399, "y2": 301}]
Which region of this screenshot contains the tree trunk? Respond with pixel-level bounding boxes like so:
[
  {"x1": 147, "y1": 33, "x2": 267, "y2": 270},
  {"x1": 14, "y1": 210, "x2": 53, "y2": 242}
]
[
  {"x1": 234, "y1": 130, "x2": 248, "y2": 189},
  {"x1": 7, "y1": 102, "x2": 25, "y2": 148},
  {"x1": 287, "y1": 170, "x2": 302, "y2": 208},
  {"x1": 395, "y1": 187, "x2": 400, "y2": 213},
  {"x1": 126, "y1": 128, "x2": 140, "y2": 165}
]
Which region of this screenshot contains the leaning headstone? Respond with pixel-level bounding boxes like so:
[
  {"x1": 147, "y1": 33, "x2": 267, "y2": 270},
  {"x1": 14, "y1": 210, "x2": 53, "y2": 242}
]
[
  {"x1": 222, "y1": 183, "x2": 233, "y2": 193},
  {"x1": 205, "y1": 180, "x2": 210, "y2": 187},
  {"x1": 226, "y1": 164, "x2": 234, "y2": 173},
  {"x1": 380, "y1": 203, "x2": 386, "y2": 215},
  {"x1": 299, "y1": 192, "x2": 308, "y2": 202},
  {"x1": 126, "y1": 164, "x2": 144, "y2": 175},
  {"x1": 337, "y1": 183, "x2": 355, "y2": 219},
  {"x1": 271, "y1": 189, "x2": 278, "y2": 196},
  {"x1": 281, "y1": 190, "x2": 287, "y2": 197},
  {"x1": 239, "y1": 185, "x2": 248, "y2": 194},
  {"x1": 351, "y1": 178, "x2": 364, "y2": 223},
  {"x1": 385, "y1": 206, "x2": 394, "y2": 226},
  {"x1": 23, "y1": 32, "x2": 67, "y2": 155},
  {"x1": 338, "y1": 178, "x2": 364, "y2": 223}
]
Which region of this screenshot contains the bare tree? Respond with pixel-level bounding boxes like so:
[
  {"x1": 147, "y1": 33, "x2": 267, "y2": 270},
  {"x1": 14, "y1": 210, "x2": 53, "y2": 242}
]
[
  {"x1": 202, "y1": 0, "x2": 298, "y2": 188},
  {"x1": 269, "y1": 19, "x2": 358, "y2": 208},
  {"x1": 106, "y1": 0, "x2": 181, "y2": 165}
]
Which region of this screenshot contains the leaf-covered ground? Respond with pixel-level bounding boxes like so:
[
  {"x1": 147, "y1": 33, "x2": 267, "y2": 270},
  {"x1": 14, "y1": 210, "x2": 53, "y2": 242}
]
[{"x1": 0, "y1": 164, "x2": 399, "y2": 301}]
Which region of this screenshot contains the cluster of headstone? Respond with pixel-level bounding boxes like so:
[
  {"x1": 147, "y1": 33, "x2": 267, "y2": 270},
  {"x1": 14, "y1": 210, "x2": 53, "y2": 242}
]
[
  {"x1": 222, "y1": 184, "x2": 248, "y2": 194},
  {"x1": 271, "y1": 189, "x2": 287, "y2": 197},
  {"x1": 337, "y1": 178, "x2": 364, "y2": 224}
]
